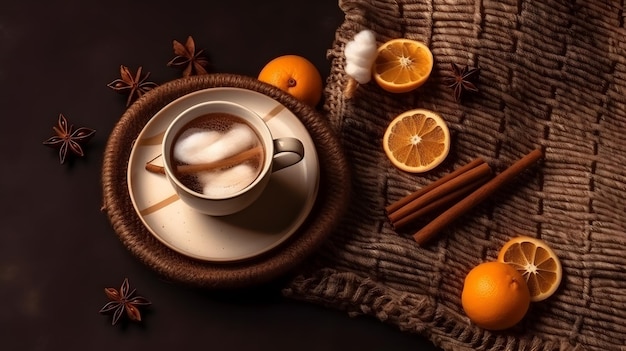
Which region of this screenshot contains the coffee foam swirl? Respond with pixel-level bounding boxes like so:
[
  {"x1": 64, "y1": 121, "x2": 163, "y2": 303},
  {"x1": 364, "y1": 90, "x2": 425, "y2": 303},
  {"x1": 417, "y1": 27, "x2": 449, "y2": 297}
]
[{"x1": 172, "y1": 114, "x2": 263, "y2": 196}]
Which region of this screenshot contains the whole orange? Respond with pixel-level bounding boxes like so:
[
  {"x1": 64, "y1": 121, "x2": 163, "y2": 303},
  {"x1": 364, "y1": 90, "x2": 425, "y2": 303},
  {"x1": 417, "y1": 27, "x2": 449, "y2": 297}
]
[
  {"x1": 461, "y1": 261, "x2": 531, "y2": 330},
  {"x1": 258, "y1": 55, "x2": 323, "y2": 107}
]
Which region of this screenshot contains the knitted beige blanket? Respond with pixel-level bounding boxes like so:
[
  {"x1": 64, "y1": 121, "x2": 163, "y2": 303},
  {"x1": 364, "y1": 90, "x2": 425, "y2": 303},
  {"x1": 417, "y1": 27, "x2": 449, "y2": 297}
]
[{"x1": 283, "y1": 1, "x2": 626, "y2": 350}]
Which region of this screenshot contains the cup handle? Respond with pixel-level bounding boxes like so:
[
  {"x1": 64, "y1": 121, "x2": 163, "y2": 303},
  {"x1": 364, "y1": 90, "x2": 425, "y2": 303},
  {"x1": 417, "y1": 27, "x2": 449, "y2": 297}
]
[{"x1": 272, "y1": 137, "x2": 305, "y2": 172}]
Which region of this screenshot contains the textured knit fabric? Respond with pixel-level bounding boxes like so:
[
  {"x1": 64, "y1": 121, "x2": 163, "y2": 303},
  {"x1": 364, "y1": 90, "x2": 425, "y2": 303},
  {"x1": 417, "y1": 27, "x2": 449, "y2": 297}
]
[{"x1": 283, "y1": 1, "x2": 626, "y2": 350}]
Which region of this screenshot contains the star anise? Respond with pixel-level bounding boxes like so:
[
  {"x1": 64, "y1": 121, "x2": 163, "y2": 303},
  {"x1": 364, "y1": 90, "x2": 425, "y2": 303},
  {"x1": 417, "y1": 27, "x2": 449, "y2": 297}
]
[
  {"x1": 167, "y1": 36, "x2": 210, "y2": 77},
  {"x1": 444, "y1": 62, "x2": 480, "y2": 102},
  {"x1": 99, "y1": 278, "x2": 151, "y2": 326},
  {"x1": 43, "y1": 113, "x2": 96, "y2": 164},
  {"x1": 107, "y1": 65, "x2": 158, "y2": 107}
]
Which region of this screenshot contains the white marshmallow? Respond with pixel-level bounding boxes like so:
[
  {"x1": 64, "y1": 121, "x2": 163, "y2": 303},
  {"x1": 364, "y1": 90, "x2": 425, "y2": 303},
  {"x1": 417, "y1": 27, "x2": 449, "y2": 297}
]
[
  {"x1": 173, "y1": 128, "x2": 221, "y2": 164},
  {"x1": 198, "y1": 164, "x2": 258, "y2": 198},
  {"x1": 198, "y1": 123, "x2": 258, "y2": 163},
  {"x1": 173, "y1": 123, "x2": 258, "y2": 165}
]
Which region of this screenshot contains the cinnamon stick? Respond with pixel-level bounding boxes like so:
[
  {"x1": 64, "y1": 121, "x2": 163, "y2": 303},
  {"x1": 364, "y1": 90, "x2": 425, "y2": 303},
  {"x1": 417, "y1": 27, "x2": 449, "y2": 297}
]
[
  {"x1": 386, "y1": 157, "x2": 485, "y2": 214},
  {"x1": 413, "y1": 148, "x2": 544, "y2": 245},
  {"x1": 145, "y1": 145, "x2": 263, "y2": 175},
  {"x1": 388, "y1": 162, "x2": 493, "y2": 225},
  {"x1": 392, "y1": 173, "x2": 491, "y2": 230}
]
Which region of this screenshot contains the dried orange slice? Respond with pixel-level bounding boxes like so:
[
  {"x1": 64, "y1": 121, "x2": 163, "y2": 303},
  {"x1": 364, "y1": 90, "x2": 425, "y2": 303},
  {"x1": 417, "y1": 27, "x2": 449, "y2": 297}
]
[
  {"x1": 497, "y1": 236, "x2": 563, "y2": 302},
  {"x1": 383, "y1": 109, "x2": 450, "y2": 173},
  {"x1": 373, "y1": 39, "x2": 434, "y2": 93}
]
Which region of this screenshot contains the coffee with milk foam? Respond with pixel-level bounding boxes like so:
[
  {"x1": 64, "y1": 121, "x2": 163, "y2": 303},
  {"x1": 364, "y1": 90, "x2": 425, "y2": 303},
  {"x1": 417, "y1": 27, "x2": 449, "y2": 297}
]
[{"x1": 171, "y1": 113, "x2": 265, "y2": 197}]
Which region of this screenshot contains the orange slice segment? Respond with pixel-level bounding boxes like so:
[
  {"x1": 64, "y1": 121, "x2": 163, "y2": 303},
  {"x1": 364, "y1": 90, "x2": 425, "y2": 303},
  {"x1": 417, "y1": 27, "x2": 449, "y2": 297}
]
[
  {"x1": 373, "y1": 39, "x2": 434, "y2": 93},
  {"x1": 383, "y1": 109, "x2": 450, "y2": 173},
  {"x1": 497, "y1": 236, "x2": 563, "y2": 302}
]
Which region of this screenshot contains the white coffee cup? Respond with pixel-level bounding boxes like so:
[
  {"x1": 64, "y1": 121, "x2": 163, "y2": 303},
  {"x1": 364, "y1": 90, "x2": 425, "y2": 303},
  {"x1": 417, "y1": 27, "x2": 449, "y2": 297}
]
[{"x1": 162, "y1": 100, "x2": 304, "y2": 216}]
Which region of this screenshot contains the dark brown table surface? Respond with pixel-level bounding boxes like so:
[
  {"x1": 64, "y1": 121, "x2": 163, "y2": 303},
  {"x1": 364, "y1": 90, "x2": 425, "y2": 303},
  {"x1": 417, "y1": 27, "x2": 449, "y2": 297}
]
[{"x1": 1, "y1": 1, "x2": 441, "y2": 349}]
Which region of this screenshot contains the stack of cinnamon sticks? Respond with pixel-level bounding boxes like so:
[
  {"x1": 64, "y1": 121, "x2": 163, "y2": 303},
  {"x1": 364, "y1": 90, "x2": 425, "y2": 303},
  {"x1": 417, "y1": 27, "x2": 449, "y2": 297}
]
[{"x1": 387, "y1": 148, "x2": 543, "y2": 245}]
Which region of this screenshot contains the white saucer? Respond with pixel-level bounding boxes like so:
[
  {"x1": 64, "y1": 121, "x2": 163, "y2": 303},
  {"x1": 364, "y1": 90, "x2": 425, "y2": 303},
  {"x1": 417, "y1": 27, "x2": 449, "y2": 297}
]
[{"x1": 127, "y1": 87, "x2": 320, "y2": 263}]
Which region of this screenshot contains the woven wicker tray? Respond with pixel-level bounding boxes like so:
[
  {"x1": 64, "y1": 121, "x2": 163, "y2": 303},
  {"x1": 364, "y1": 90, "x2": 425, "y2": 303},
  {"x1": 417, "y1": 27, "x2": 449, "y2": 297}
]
[{"x1": 101, "y1": 73, "x2": 350, "y2": 289}]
